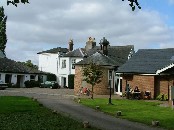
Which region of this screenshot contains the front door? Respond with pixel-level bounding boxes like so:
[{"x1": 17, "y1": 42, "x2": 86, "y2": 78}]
[{"x1": 114, "y1": 74, "x2": 122, "y2": 95}]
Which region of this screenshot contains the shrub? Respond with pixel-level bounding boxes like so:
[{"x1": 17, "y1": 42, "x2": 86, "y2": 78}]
[
  {"x1": 47, "y1": 73, "x2": 56, "y2": 81},
  {"x1": 68, "y1": 74, "x2": 74, "y2": 89},
  {"x1": 24, "y1": 80, "x2": 40, "y2": 88},
  {"x1": 156, "y1": 94, "x2": 168, "y2": 101}
]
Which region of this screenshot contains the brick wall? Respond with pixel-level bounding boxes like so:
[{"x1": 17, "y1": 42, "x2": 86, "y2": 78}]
[
  {"x1": 122, "y1": 75, "x2": 155, "y2": 98},
  {"x1": 122, "y1": 74, "x2": 174, "y2": 99},
  {"x1": 74, "y1": 65, "x2": 110, "y2": 95}
]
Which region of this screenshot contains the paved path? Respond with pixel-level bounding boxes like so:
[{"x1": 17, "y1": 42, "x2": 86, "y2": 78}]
[{"x1": 0, "y1": 88, "x2": 166, "y2": 130}]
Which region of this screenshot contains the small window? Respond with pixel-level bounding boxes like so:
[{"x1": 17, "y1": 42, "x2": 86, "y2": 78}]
[
  {"x1": 62, "y1": 60, "x2": 66, "y2": 68},
  {"x1": 30, "y1": 75, "x2": 35, "y2": 80},
  {"x1": 72, "y1": 59, "x2": 76, "y2": 69},
  {"x1": 0, "y1": 74, "x2": 1, "y2": 80}
]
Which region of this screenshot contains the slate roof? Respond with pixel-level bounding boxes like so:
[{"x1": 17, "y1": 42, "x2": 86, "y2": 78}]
[
  {"x1": 0, "y1": 50, "x2": 6, "y2": 58},
  {"x1": 76, "y1": 51, "x2": 122, "y2": 67},
  {"x1": 37, "y1": 47, "x2": 68, "y2": 54},
  {"x1": 117, "y1": 48, "x2": 174, "y2": 74},
  {"x1": 63, "y1": 48, "x2": 86, "y2": 57},
  {"x1": 65, "y1": 45, "x2": 133, "y2": 66},
  {"x1": 0, "y1": 58, "x2": 42, "y2": 74}
]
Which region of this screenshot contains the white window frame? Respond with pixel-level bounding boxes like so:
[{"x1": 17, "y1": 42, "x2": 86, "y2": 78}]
[
  {"x1": 62, "y1": 60, "x2": 66, "y2": 68},
  {"x1": 72, "y1": 59, "x2": 76, "y2": 69}
]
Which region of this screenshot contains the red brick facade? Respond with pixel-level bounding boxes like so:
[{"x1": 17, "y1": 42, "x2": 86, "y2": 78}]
[
  {"x1": 122, "y1": 74, "x2": 174, "y2": 99},
  {"x1": 74, "y1": 65, "x2": 111, "y2": 95}
]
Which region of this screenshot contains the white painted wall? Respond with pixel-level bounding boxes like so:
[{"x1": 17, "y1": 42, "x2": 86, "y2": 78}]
[
  {"x1": 38, "y1": 52, "x2": 84, "y2": 87},
  {"x1": 38, "y1": 53, "x2": 58, "y2": 75},
  {"x1": 0, "y1": 72, "x2": 40, "y2": 87}
]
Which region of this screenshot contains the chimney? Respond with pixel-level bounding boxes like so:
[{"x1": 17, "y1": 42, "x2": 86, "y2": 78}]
[
  {"x1": 99, "y1": 37, "x2": 110, "y2": 56},
  {"x1": 85, "y1": 37, "x2": 96, "y2": 51},
  {"x1": 68, "y1": 39, "x2": 74, "y2": 51}
]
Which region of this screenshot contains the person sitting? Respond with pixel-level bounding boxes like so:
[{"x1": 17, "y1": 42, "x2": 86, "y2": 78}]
[
  {"x1": 133, "y1": 86, "x2": 140, "y2": 99},
  {"x1": 134, "y1": 86, "x2": 140, "y2": 92}
]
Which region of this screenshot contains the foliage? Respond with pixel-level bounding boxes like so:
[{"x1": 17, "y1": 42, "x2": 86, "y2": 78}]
[
  {"x1": 20, "y1": 60, "x2": 38, "y2": 69},
  {"x1": 0, "y1": 96, "x2": 98, "y2": 130},
  {"x1": 47, "y1": 73, "x2": 57, "y2": 81},
  {"x1": 156, "y1": 94, "x2": 168, "y2": 101},
  {"x1": 7, "y1": 0, "x2": 29, "y2": 7},
  {"x1": 0, "y1": 7, "x2": 7, "y2": 54},
  {"x1": 80, "y1": 98, "x2": 174, "y2": 130},
  {"x1": 82, "y1": 62, "x2": 103, "y2": 99},
  {"x1": 122, "y1": 0, "x2": 141, "y2": 11},
  {"x1": 68, "y1": 74, "x2": 74, "y2": 89},
  {"x1": 24, "y1": 80, "x2": 40, "y2": 88}
]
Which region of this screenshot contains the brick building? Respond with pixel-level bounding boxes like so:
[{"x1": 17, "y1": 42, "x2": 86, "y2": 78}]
[
  {"x1": 74, "y1": 37, "x2": 134, "y2": 95},
  {"x1": 117, "y1": 49, "x2": 174, "y2": 99}
]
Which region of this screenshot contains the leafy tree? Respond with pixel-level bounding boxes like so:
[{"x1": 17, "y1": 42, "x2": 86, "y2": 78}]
[
  {"x1": 0, "y1": 6, "x2": 7, "y2": 54},
  {"x1": 82, "y1": 62, "x2": 103, "y2": 99},
  {"x1": 122, "y1": 0, "x2": 141, "y2": 11},
  {"x1": 7, "y1": 0, "x2": 29, "y2": 7},
  {"x1": 20, "y1": 60, "x2": 38, "y2": 69}
]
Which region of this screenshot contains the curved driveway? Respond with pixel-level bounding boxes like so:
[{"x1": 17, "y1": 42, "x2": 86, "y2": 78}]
[{"x1": 0, "y1": 88, "x2": 166, "y2": 130}]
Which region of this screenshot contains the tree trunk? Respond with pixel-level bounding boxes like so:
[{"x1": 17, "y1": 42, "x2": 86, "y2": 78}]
[{"x1": 91, "y1": 85, "x2": 94, "y2": 99}]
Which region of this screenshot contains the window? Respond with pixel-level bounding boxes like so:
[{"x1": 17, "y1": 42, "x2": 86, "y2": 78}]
[
  {"x1": 30, "y1": 75, "x2": 35, "y2": 81},
  {"x1": 0, "y1": 74, "x2": 1, "y2": 80},
  {"x1": 72, "y1": 59, "x2": 76, "y2": 69},
  {"x1": 62, "y1": 60, "x2": 66, "y2": 68}
]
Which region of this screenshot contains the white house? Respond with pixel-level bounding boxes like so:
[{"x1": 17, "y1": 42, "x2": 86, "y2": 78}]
[{"x1": 37, "y1": 40, "x2": 84, "y2": 87}]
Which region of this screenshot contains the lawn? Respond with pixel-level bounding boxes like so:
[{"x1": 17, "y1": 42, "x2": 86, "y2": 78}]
[
  {"x1": 80, "y1": 98, "x2": 174, "y2": 130},
  {"x1": 0, "y1": 96, "x2": 98, "y2": 130}
]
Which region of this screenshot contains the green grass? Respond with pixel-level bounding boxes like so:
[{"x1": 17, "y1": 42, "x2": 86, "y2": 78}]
[
  {"x1": 80, "y1": 98, "x2": 174, "y2": 130},
  {"x1": 0, "y1": 96, "x2": 99, "y2": 130}
]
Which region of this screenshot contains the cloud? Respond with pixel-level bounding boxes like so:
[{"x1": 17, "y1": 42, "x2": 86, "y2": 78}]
[
  {"x1": 169, "y1": 0, "x2": 174, "y2": 4},
  {"x1": 3, "y1": 0, "x2": 174, "y2": 64}
]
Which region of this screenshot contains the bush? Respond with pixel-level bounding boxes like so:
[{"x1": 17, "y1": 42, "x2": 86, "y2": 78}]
[
  {"x1": 68, "y1": 74, "x2": 74, "y2": 89},
  {"x1": 156, "y1": 94, "x2": 168, "y2": 101},
  {"x1": 24, "y1": 80, "x2": 40, "y2": 88},
  {"x1": 47, "y1": 73, "x2": 56, "y2": 81}
]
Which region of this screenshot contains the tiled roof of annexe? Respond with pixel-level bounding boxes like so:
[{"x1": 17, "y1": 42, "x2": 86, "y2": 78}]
[
  {"x1": 0, "y1": 58, "x2": 42, "y2": 74},
  {"x1": 117, "y1": 48, "x2": 174, "y2": 74}
]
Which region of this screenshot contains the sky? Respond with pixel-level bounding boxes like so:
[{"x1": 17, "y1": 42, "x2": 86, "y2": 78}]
[{"x1": 0, "y1": 0, "x2": 174, "y2": 65}]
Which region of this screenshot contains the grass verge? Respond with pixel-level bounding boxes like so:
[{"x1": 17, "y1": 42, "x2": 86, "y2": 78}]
[
  {"x1": 80, "y1": 98, "x2": 174, "y2": 130},
  {"x1": 0, "y1": 96, "x2": 98, "y2": 130}
]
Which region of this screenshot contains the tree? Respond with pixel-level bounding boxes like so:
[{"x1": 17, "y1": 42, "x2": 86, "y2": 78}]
[
  {"x1": 122, "y1": 0, "x2": 141, "y2": 11},
  {"x1": 20, "y1": 60, "x2": 38, "y2": 69},
  {"x1": 82, "y1": 62, "x2": 103, "y2": 99},
  {"x1": 7, "y1": 0, "x2": 29, "y2": 7},
  {"x1": 0, "y1": 6, "x2": 7, "y2": 54}
]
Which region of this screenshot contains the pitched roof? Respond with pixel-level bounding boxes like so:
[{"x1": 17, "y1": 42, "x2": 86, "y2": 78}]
[
  {"x1": 37, "y1": 47, "x2": 68, "y2": 54},
  {"x1": 0, "y1": 58, "x2": 42, "y2": 74},
  {"x1": 63, "y1": 48, "x2": 86, "y2": 57},
  {"x1": 76, "y1": 51, "x2": 121, "y2": 67},
  {"x1": 117, "y1": 48, "x2": 174, "y2": 74},
  {"x1": 64, "y1": 45, "x2": 134, "y2": 65},
  {"x1": 0, "y1": 50, "x2": 6, "y2": 58}
]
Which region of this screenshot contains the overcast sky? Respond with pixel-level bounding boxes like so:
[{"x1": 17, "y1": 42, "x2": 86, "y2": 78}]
[{"x1": 0, "y1": 0, "x2": 174, "y2": 65}]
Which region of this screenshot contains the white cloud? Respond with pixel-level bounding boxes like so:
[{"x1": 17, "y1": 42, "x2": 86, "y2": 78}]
[{"x1": 3, "y1": 0, "x2": 174, "y2": 64}]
